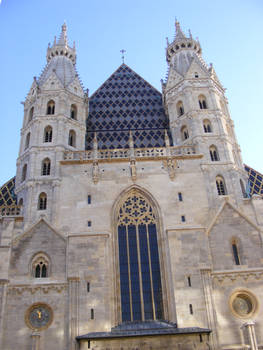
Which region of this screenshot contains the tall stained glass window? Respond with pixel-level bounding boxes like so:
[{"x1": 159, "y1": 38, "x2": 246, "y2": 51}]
[{"x1": 117, "y1": 190, "x2": 164, "y2": 322}]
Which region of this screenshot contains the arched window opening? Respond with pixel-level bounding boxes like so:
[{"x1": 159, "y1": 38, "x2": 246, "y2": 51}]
[
  {"x1": 181, "y1": 126, "x2": 189, "y2": 141},
  {"x1": 38, "y1": 192, "x2": 47, "y2": 210},
  {"x1": 198, "y1": 95, "x2": 207, "y2": 109},
  {"x1": 68, "y1": 130, "x2": 76, "y2": 147},
  {"x1": 216, "y1": 176, "x2": 227, "y2": 195},
  {"x1": 44, "y1": 126, "x2": 52, "y2": 143},
  {"x1": 29, "y1": 107, "x2": 34, "y2": 122},
  {"x1": 209, "y1": 145, "x2": 219, "y2": 161},
  {"x1": 46, "y1": 100, "x2": 55, "y2": 115},
  {"x1": 117, "y1": 190, "x2": 164, "y2": 322},
  {"x1": 176, "y1": 101, "x2": 184, "y2": 116},
  {"x1": 25, "y1": 132, "x2": 31, "y2": 150},
  {"x1": 32, "y1": 254, "x2": 49, "y2": 278},
  {"x1": 240, "y1": 179, "x2": 247, "y2": 198},
  {"x1": 232, "y1": 239, "x2": 241, "y2": 265},
  {"x1": 203, "y1": 119, "x2": 212, "y2": 133},
  {"x1": 70, "y1": 104, "x2": 77, "y2": 119},
  {"x1": 18, "y1": 198, "x2": 23, "y2": 207},
  {"x1": 41, "y1": 158, "x2": 51, "y2": 176},
  {"x1": 22, "y1": 164, "x2": 27, "y2": 182}
]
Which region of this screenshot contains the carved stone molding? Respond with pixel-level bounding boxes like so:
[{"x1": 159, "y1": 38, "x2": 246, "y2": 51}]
[
  {"x1": 212, "y1": 269, "x2": 263, "y2": 284},
  {"x1": 7, "y1": 283, "x2": 67, "y2": 295}
]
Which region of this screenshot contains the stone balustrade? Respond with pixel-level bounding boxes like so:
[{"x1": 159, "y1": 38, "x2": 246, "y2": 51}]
[
  {"x1": 63, "y1": 145, "x2": 197, "y2": 162},
  {"x1": 0, "y1": 205, "x2": 22, "y2": 217}
]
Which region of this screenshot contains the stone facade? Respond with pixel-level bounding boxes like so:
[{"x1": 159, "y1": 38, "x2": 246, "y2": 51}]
[{"x1": 0, "y1": 22, "x2": 262, "y2": 350}]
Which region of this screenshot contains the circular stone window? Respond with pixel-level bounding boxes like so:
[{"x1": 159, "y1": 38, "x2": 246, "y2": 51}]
[
  {"x1": 25, "y1": 303, "x2": 53, "y2": 331},
  {"x1": 230, "y1": 291, "x2": 258, "y2": 318}
]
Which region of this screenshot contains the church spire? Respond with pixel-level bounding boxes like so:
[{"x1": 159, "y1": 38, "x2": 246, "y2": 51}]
[
  {"x1": 174, "y1": 20, "x2": 187, "y2": 40},
  {"x1": 57, "y1": 22, "x2": 68, "y2": 46},
  {"x1": 46, "y1": 23, "x2": 76, "y2": 65},
  {"x1": 166, "y1": 20, "x2": 201, "y2": 64}
]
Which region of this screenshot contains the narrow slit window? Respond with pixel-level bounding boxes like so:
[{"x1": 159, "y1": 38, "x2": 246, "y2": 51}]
[
  {"x1": 87, "y1": 282, "x2": 90, "y2": 292},
  {"x1": 189, "y1": 304, "x2": 193, "y2": 314},
  {"x1": 178, "y1": 192, "x2": 183, "y2": 201},
  {"x1": 87, "y1": 195, "x2": 91, "y2": 204},
  {"x1": 181, "y1": 215, "x2": 186, "y2": 222},
  {"x1": 232, "y1": 241, "x2": 241, "y2": 265},
  {"x1": 188, "y1": 276, "x2": 191, "y2": 287},
  {"x1": 91, "y1": 308, "x2": 94, "y2": 319}
]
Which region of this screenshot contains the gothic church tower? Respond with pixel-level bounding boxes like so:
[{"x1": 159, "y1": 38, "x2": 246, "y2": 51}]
[
  {"x1": 163, "y1": 22, "x2": 248, "y2": 206},
  {"x1": 15, "y1": 24, "x2": 87, "y2": 224}
]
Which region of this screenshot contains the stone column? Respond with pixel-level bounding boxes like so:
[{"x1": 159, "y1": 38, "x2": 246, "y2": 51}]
[
  {"x1": 68, "y1": 277, "x2": 80, "y2": 350},
  {"x1": 200, "y1": 268, "x2": 218, "y2": 350},
  {"x1": 242, "y1": 321, "x2": 258, "y2": 350},
  {"x1": 31, "y1": 332, "x2": 40, "y2": 350}
]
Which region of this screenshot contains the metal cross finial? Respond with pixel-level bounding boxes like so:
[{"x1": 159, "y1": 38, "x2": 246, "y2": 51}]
[{"x1": 120, "y1": 49, "x2": 126, "y2": 64}]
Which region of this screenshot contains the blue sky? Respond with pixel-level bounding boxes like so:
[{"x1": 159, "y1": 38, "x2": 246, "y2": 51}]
[{"x1": 0, "y1": 0, "x2": 262, "y2": 185}]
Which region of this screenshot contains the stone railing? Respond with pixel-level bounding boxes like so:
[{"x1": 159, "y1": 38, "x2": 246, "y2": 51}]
[
  {"x1": 0, "y1": 205, "x2": 22, "y2": 217},
  {"x1": 63, "y1": 145, "x2": 197, "y2": 162}
]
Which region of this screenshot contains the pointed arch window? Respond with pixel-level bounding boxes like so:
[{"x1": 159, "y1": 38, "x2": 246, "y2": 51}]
[
  {"x1": 203, "y1": 119, "x2": 212, "y2": 133},
  {"x1": 29, "y1": 107, "x2": 34, "y2": 123},
  {"x1": 32, "y1": 254, "x2": 49, "y2": 278},
  {"x1": 47, "y1": 100, "x2": 55, "y2": 115},
  {"x1": 198, "y1": 95, "x2": 207, "y2": 109},
  {"x1": 117, "y1": 190, "x2": 164, "y2": 322},
  {"x1": 70, "y1": 104, "x2": 77, "y2": 120},
  {"x1": 44, "y1": 126, "x2": 52, "y2": 143},
  {"x1": 25, "y1": 132, "x2": 31, "y2": 150},
  {"x1": 176, "y1": 101, "x2": 184, "y2": 116},
  {"x1": 209, "y1": 145, "x2": 219, "y2": 161},
  {"x1": 41, "y1": 158, "x2": 51, "y2": 176},
  {"x1": 22, "y1": 164, "x2": 27, "y2": 182},
  {"x1": 181, "y1": 126, "x2": 189, "y2": 141},
  {"x1": 216, "y1": 176, "x2": 227, "y2": 195},
  {"x1": 68, "y1": 130, "x2": 76, "y2": 147},
  {"x1": 38, "y1": 192, "x2": 47, "y2": 210}
]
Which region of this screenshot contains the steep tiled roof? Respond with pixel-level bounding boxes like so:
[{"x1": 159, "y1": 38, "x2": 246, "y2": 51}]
[
  {"x1": 244, "y1": 164, "x2": 263, "y2": 196},
  {"x1": 86, "y1": 64, "x2": 171, "y2": 150},
  {"x1": 0, "y1": 177, "x2": 16, "y2": 207}
]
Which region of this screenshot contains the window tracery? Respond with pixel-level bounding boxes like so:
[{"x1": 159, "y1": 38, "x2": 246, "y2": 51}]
[
  {"x1": 41, "y1": 158, "x2": 51, "y2": 176},
  {"x1": 198, "y1": 95, "x2": 207, "y2": 109},
  {"x1": 44, "y1": 126, "x2": 52, "y2": 143},
  {"x1": 38, "y1": 192, "x2": 47, "y2": 210},
  {"x1": 117, "y1": 190, "x2": 164, "y2": 322},
  {"x1": 216, "y1": 176, "x2": 227, "y2": 195},
  {"x1": 32, "y1": 254, "x2": 49, "y2": 278},
  {"x1": 47, "y1": 100, "x2": 55, "y2": 115},
  {"x1": 70, "y1": 104, "x2": 77, "y2": 119}
]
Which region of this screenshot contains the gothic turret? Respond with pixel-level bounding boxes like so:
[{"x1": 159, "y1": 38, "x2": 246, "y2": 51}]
[
  {"x1": 163, "y1": 21, "x2": 248, "y2": 205},
  {"x1": 16, "y1": 24, "x2": 87, "y2": 225}
]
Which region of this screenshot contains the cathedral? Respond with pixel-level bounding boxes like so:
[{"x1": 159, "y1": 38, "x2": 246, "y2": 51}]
[{"x1": 0, "y1": 21, "x2": 263, "y2": 350}]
